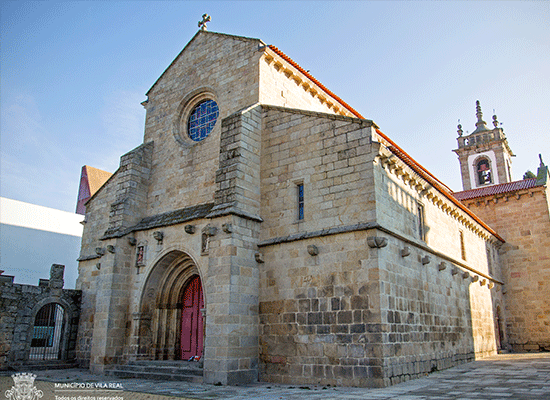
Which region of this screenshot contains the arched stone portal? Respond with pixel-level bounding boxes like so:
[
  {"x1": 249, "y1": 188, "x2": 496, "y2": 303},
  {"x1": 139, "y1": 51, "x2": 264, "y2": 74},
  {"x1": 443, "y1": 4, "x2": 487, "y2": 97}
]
[{"x1": 137, "y1": 250, "x2": 204, "y2": 360}]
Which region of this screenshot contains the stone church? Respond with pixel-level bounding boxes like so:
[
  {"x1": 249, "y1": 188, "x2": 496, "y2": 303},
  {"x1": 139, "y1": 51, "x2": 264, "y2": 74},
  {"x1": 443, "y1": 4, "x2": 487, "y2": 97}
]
[{"x1": 74, "y1": 29, "x2": 550, "y2": 387}]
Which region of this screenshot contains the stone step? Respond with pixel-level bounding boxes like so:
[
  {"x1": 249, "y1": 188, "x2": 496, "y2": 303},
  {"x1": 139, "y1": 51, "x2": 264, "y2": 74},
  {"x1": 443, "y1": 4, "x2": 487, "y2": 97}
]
[
  {"x1": 107, "y1": 361, "x2": 203, "y2": 383},
  {"x1": 9, "y1": 360, "x2": 79, "y2": 371}
]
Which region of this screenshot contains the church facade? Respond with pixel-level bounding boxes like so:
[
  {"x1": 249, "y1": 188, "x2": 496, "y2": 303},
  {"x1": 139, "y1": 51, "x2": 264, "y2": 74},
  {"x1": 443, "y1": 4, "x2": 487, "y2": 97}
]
[{"x1": 75, "y1": 30, "x2": 547, "y2": 387}]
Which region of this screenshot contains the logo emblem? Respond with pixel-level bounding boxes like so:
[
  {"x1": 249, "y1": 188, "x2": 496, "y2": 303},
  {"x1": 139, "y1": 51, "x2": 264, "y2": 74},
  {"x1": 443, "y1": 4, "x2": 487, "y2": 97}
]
[{"x1": 5, "y1": 373, "x2": 43, "y2": 400}]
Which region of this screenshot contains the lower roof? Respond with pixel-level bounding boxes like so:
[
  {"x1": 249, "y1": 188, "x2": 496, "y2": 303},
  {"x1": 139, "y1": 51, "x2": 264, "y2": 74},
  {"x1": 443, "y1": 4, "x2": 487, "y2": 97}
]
[{"x1": 453, "y1": 178, "x2": 540, "y2": 201}]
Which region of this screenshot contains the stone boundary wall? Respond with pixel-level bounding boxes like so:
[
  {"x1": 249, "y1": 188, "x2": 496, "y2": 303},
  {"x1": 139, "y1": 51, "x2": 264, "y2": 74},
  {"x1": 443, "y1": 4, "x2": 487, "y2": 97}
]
[{"x1": 0, "y1": 265, "x2": 81, "y2": 369}]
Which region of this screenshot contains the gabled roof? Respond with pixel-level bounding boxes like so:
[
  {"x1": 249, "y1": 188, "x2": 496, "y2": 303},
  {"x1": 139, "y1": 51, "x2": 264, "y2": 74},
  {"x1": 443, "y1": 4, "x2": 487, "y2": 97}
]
[
  {"x1": 453, "y1": 178, "x2": 541, "y2": 201},
  {"x1": 146, "y1": 31, "x2": 265, "y2": 97},
  {"x1": 84, "y1": 165, "x2": 113, "y2": 195}
]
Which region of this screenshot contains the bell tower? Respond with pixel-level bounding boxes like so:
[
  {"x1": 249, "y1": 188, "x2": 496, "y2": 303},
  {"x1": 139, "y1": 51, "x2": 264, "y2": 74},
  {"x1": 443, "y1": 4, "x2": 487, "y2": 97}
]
[{"x1": 453, "y1": 100, "x2": 515, "y2": 191}]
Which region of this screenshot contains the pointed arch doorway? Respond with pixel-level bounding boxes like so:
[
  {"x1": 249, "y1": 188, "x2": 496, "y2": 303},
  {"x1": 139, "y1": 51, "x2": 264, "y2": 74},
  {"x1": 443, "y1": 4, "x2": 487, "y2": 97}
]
[{"x1": 138, "y1": 250, "x2": 205, "y2": 361}]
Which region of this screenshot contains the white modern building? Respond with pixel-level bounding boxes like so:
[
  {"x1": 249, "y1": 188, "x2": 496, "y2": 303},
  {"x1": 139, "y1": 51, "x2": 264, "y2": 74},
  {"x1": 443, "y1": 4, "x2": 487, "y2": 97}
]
[{"x1": 0, "y1": 197, "x2": 84, "y2": 288}]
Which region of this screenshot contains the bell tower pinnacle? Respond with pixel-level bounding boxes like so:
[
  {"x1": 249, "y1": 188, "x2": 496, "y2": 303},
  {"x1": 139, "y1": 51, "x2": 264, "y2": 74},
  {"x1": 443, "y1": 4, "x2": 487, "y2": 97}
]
[{"x1": 453, "y1": 101, "x2": 515, "y2": 191}]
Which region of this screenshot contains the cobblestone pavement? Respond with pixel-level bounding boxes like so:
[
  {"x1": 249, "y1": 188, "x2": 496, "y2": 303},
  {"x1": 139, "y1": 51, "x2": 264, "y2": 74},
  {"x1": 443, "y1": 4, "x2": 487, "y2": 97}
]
[{"x1": 1, "y1": 353, "x2": 549, "y2": 400}]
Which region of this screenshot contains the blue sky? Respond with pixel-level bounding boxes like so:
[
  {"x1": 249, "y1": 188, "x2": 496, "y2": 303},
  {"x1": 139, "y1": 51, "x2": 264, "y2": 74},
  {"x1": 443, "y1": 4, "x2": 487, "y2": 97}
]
[{"x1": 2, "y1": 1, "x2": 549, "y2": 212}]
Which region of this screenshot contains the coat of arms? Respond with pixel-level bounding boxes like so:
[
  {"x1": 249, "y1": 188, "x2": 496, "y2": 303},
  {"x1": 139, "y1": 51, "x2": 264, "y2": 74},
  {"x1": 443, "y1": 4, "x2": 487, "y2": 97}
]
[{"x1": 5, "y1": 373, "x2": 43, "y2": 400}]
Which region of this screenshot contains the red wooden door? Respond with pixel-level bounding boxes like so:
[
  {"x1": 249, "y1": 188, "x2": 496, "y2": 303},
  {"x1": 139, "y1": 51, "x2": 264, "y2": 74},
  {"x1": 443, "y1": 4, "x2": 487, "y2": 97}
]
[{"x1": 181, "y1": 276, "x2": 204, "y2": 360}]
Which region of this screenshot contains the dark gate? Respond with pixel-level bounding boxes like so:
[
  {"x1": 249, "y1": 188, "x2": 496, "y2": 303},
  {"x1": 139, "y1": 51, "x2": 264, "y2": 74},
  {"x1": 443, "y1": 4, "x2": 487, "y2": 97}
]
[{"x1": 29, "y1": 303, "x2": 65, "y2": 360}]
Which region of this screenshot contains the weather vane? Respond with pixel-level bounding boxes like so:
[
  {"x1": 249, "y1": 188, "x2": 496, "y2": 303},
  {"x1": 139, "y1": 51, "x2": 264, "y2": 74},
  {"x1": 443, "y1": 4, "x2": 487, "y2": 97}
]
[{"x1": 198, "y1": 14, "x2": 211, "y2": 31}]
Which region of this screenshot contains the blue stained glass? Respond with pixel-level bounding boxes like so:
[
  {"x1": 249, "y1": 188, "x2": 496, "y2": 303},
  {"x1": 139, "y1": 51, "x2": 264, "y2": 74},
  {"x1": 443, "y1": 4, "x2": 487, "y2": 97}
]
[
  {"x1": 188, "y1": 99, "x2": 219, "y2": 142},
  {"x1": 297, "y1": 184, "x2": 304, "y2": 220}
]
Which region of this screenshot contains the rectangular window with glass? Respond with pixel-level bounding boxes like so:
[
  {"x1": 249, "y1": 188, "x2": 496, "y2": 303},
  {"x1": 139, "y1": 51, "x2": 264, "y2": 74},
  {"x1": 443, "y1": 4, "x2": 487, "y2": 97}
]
[{"x1": 297, "y1": 183, "x2": 304, "y2": 220}]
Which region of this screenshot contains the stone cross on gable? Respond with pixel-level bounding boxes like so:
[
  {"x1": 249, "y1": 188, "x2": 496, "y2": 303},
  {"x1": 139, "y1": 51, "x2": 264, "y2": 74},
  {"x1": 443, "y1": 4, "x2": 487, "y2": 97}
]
[{"x1": 198, "y1": 14, "x2": 211, "y2": 31}]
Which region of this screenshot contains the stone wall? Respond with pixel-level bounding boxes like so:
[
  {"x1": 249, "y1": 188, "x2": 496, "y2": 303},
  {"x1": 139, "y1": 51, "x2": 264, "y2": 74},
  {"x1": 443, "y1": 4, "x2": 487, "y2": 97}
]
[
  {"x1": 259, "y1": 106, "x2": 377, "y2": 241},
  {"x1": 141, "y1": 32, "x2": 264, "y2": 216},
  {"x1": 0, "y1": 265, "x2": 81, "y2": 369},
  {"x1": 460, "y1": 184, "x2": 550, "y2": 352},
  {"x1": 256, "y1": 107, "x2": 503, "y2": 387}
]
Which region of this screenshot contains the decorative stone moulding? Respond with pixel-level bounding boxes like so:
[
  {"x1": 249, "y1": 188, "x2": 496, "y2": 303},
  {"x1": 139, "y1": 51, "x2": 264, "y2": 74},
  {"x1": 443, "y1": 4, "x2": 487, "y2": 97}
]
[
  {"x1": 307, "y1": 245, "x2": 319, "y2": 256},
  {"x1": 462, "y1": 272, "x2": 470, "y2": 279},
  {"x1": 451, "y1": 268, "x2": 459, "y2": 276},
  {"x1": 421, "y1": 255, "x2": 431, "y2": 265},
  {"x1": 367, "y1": 236, "x2": 388, "y2": 248},
  {"x1": 128, "y1": 237, "x2": 137, "y2": 246},
  {"x1": 153, "y1": 231, "x2": 164, "y2": 241},
  {"x1": 107, "y1": 245, "x2": 116, "y2": 253},
  {"x1": 184, "y1": 225, "x2": 196, "y2": 234},
  {"x1": 95, "y1": 247, "x2": 106, "y2": 256},
  {"x1": 255, "y1": 253, "x2": 264, "y2": 263},
  {"x1": 400, "y1": 246, "x2": 411, "y2": 257},
  {"x1": 222, "y1": 223, "x2": 233, "y2": 233},
  {"x1": 471, "y1": 275, "x2": 479, "y2": 283},
  {"x1": 438, "y1": 262, "x2": 447, "y2": 271},
  {"x1": 480, "y1": 279, "x2": 487, "y2": 286}
]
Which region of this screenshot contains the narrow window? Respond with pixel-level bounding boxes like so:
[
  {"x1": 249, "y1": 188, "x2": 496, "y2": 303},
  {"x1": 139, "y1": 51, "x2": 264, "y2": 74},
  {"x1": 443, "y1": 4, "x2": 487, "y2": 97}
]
[
  {"x1": 487, "y1": 248, "x2": 493, "y2": 275},
  {"x1": 417, "y1": 203, "x2": 425, "y2": 240},
  {"x1": 297, "y1": 183, "x2": 304, "y2": 220},
  {"x1": 460, "y1": 231, "x2": 466, "y2": 261}
]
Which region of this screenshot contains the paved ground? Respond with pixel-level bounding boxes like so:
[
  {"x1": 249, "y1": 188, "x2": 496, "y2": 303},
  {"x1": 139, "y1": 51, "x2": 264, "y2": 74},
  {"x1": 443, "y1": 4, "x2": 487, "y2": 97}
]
[{"x1": 1, "y1": 353, "x2": 549, "y2": 400}]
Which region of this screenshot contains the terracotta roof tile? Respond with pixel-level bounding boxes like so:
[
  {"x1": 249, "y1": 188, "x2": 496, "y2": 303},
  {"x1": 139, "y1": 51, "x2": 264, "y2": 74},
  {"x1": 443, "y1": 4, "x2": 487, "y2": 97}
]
[
  {"x1": 453, "y1": 178, "x2": 540, "y2": 201},
  {"x1": 84, "y1": 166, "x2": 113, "y2": 195}
]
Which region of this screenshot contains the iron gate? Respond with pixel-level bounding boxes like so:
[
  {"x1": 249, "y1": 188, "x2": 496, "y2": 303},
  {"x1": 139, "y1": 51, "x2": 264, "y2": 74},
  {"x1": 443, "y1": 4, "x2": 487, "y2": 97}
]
[{"x1": 29, "y1": 303, "x2": 65, "y2": 360}]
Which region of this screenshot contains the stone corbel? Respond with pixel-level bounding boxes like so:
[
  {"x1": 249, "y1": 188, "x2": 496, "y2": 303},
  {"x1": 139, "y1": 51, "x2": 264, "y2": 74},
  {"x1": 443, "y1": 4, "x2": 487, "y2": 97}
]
[
  {"x1": 95, "y1": 247, "x2": 106, "y2": 256},
  {"x1": 462, "y1": 272, "x2": 470, "y2": 279},
  {"x1": 421, "y1": 255, "x2": 431, "y2": 265},
  {"x1": 367, "y1": 236, "x2": 388, "y2": 248},
  {"x1": 153, "y1": 231, "x2": 164, "y2": 243},
  {"x1": 255, "y1": 253, "x2": 264, "y2": 263},
  {"x1": 307, "y1": 245, "x2": 319, "y2": 256},
  {"x1": 203, "y1": 226, "x2": 217, "y2": 237},
  {"x1": 471, "y1": 275, "x2": 479, "y2": 283},
  {"x1": 107, "y1": 245, "x2": 116, "y2": 253},
  {"x1": 185, "y1": 225, "x2": 196, "y2": 234},
  {"x1": 222, "y1": 223, "x2": 233, "y2": 233},
  {"x1": 128, "y1": 237, "x2": 137, "y2": 246},
  {"x1": 438, "y1": 262, "x2": 446, "y2": 271},
  {"x1": 451, "y1": 268, "x2": 459, "y2": 276},
  {"x1": 400, "y1": 247, "x2": 410, "y2": 257}
]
